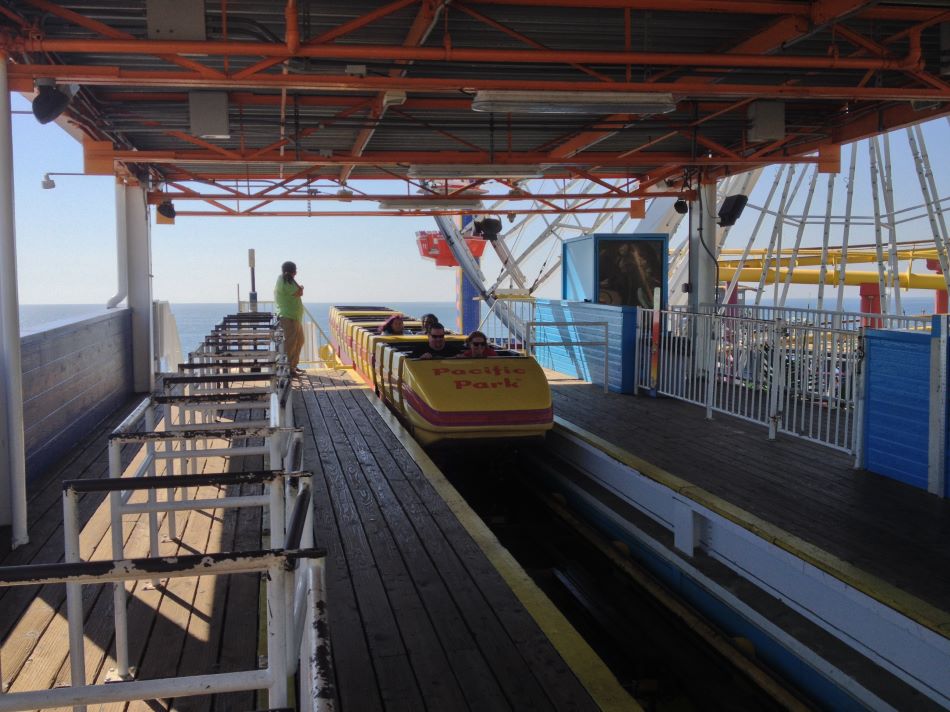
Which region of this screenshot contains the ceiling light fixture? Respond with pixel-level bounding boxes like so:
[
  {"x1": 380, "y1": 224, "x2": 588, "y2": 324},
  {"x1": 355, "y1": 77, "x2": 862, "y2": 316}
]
[
  {"x1": 378, "y1": 197, "x2": 484, "y2": 210},
  {"x1": 471, "y1": 90, "x2": 678, "y2": 115},
  {"x1": 32, "y1": 79, "x2": 74, "y2": 125},
  {"x1": 39, "y1": 171, "x2": 90, "y2": 189},
  {"x1": 408, "y1": 165, "x2": 544, "y2": 180}
]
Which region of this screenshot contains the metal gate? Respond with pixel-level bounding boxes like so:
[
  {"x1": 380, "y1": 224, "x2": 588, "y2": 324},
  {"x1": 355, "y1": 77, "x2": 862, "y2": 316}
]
[{"x1": 637, "y1": 309, "x2": 864, "y2": 452}]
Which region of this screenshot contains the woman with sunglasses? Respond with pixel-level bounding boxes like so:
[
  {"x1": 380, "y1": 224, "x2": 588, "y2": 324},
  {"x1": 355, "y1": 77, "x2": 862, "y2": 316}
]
[{"x1": 457, "y1": 330, "x2": 497, "y2": 359}]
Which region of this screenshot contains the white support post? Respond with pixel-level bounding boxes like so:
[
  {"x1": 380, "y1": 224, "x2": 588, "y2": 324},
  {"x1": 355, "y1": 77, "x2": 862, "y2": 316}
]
[
  {"x1": 672, "y1": 498, "x2": 700, "y2": 556},
  {"x1": 120, "y1": 183, "x2": 154, "y2": 393},
  {"x1": 767, "y1": 320, "x2": 784, "y2": 440},
  {"x1": 816, "y1": 172, "x2": 835, "y2": 311},
  {"x1": 868, "y1": 139, "x2": 889, "y2": 315},
  {"x1": 756, "y1": 166, "x2": 798, "y2": 306},
  {"x1": 63, "y1": 488, "x2": 88, "y2": 711},
  {"x1": 267, "y1": 562, "x2": 289, "y2": 709},
  {"x1": 835, "y1": 146, "x2": 858, "y2": 314},
  {"x1": 688, "y1": 181, "x2": 719, "y2": 312},
  {"x1": 108, "y1": 441, "x2": 131, "y2": 680},
  {"x1": 0, "y1": 58, "x2": 29, "y2": 547}
]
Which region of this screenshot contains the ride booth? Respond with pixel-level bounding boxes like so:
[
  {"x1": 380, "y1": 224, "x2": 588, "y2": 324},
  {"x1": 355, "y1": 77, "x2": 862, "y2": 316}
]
[
  {"x1": 532, "y1": 233, "x2": 668, "y2": 394},
  {"x1": 861, "y1": 315, "x2": 949, "y2": 498}
]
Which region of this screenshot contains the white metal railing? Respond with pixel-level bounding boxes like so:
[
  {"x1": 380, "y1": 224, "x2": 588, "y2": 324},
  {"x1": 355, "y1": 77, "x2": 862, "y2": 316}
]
[
  {"x1": 699, "y1": 302, "x2": 931, "y2": 332},
  {"x1": 526, "y1": 320, "x2": 609, "y2": 393},
  {"x1": 477, "y1": 294, "x2": 535, "y2": 352},
  {"x1": 637, "y1": 309, "x2": 862, "y2": 452},
  {"x1": 52, "y1": 471, "x2": 324, "y2": 712},
  {"x1": 0, "y1": 313, "x2": 334, "y2": 712},
  {"x1": 239, "y1": 300, "x2": 337, "y2": 366}
]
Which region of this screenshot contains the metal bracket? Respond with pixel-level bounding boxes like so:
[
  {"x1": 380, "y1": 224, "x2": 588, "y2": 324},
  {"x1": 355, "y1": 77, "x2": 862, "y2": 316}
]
[{"x1": 105, "y1": 666, "x2": 137, "y2": 683}]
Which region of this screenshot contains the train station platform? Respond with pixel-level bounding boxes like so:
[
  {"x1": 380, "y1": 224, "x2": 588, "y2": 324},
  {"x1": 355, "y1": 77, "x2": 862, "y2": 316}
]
[
  {"x1": 544, "y1": 369, "x2": 950, "y2": 709},
  {"x1": 0, "y1": 371, "x2": 633, "y2": 711},
  {"x1": 545, "y1": 370, "x2": 950, "y2": 617}
]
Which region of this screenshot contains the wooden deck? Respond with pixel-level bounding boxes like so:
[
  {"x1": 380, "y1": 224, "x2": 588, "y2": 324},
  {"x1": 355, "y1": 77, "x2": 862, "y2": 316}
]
[
  {"x1": 0, "y1": 372, "x2": 619, "y2": 711},
  {"x1": 546, "y1": 371, "x2": 950, "y2": 618}
]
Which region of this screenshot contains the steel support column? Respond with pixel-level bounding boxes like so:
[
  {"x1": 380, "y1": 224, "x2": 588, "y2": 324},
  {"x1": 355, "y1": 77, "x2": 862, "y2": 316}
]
[
  {"x1": 119, "y1": 183, "x2": 154, "y2": 392},
  {"x1": 688, "y1": 181, "x2": 719, "y2": 311},
  {"x1": 0, "y1": 57, "x2": 28, "y2": 546}
]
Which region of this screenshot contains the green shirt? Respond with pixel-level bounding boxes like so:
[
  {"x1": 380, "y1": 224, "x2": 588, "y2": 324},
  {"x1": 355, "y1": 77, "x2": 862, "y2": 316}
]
[{"x1": 274, "y1": 276, "x2": 303, "y2": 320}]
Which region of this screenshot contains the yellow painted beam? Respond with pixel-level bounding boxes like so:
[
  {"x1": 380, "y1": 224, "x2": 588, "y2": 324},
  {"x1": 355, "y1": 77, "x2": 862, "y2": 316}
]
[{"x1": 719, "y1": 266, "x2": 947, "y2": 289}]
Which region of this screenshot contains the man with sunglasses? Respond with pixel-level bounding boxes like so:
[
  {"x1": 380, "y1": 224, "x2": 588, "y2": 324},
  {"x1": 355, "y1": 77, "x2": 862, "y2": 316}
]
[
  {"x1": 413, "y1": 323, "x2": 459, "y2": 359},
  {"x1": 457, "y1": 330, "x2": 497, "y2": 358}
]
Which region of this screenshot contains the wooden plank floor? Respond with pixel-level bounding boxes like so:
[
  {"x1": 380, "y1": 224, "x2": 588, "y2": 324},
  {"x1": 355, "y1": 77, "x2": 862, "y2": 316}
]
[
  {"x1": 0, "y1": 398, "x2": 265, "y2": 712},
  {"x1": 297, "y1": 370, "x2": 601, "y2": 712},
  {"x1": 1, "y1": 374, "x2": 606, "y2": 711},
  {"x1": 546, "y1": 371, "x2": 950, "y2": 617}
]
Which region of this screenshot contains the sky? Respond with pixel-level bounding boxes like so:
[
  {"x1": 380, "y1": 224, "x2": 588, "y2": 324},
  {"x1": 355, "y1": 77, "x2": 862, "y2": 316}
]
[
  {"x1": 10, "y1": 92, "x2": 461, "y2": 304},
  {"x1": 8, "y1": 92, "x2": 950, "y2": 309}
]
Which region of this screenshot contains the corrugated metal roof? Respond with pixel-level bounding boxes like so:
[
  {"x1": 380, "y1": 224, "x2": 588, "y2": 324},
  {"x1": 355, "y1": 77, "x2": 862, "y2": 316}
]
[{"x1": 4, "y1": 0, "x2": 948, "y2": 210}]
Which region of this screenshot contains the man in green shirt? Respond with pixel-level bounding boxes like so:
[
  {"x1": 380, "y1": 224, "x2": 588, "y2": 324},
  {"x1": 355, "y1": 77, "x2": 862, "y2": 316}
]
[{"x1": 274, "y1": 261, "x2": 305, "y2": 374}]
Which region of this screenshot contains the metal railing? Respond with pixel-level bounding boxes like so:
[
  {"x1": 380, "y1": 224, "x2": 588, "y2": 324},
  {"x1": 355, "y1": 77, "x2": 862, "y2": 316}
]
[
  {"x1": 477, "y1": 294, "x2": 535, "y2": 352},
  {"x1": 0, "y1": 313, "x2": 334, "y2": 712},
  {"x1": 637, "y1": 309, "x2": 861, "y2": 452},
  {"x1": 700, "y1": 302, "x2": 931, "y2": 332},
  {"x1": 239, "y1": 300, "x2": 337, "y2": 367}
]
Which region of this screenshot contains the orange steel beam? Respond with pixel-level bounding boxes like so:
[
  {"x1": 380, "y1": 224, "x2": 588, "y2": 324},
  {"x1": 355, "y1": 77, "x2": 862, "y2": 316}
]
[
  {"x1": 91, "y1": 92, "x2": 479, "y2": 111},
  {"x1": 809, "y1": 0, "x2": 876, "y2": 25},
  {"x1": 232, "y1": 0, "x2": 420, "y2": 80},
  {"x1": 547, "y1": 118, "x2": 631, "y2": 159},
  {"x1": 462, "y1": 0, "x2": 945, "y2": 21},
  {"x1": 165, "y1": 181, "x2": 237, "y2": 214},
  {"x1": 453, "y1": 3, "x2": 613, "y2": 83},
  {"x1": 164, "y1": 131, "x2": 244, "y2": 161},
  {"x1": 339, "y1": 0, "x2": 443, "y2": 183},
  {"x1": 171, "y1": 206, "x2": 643, "y2": 217},
  {"x1": 20, "y1": 0, "x2": 223, "y2": 78},
  {"x1": 566, "y1": 169, "x2": 630, "y2": 196},
  {"x1": 387, "y1": 107, "x2": 488, "y2": 153},
  {"x1": 10, "y1": 38, "x2": 925, "y2": 71},
  {"x1": 685, "y1": 132, "x2": 742, "y2": 160},
  {"x1": 153, "y1": 191, "x2": 663, "y2": 202},
  {"x1": 10, "y1": 66, "x2": 948, "y2": 102},
  {"x1": 109, "y1": 148, "x2": 822, "y2": 168}
]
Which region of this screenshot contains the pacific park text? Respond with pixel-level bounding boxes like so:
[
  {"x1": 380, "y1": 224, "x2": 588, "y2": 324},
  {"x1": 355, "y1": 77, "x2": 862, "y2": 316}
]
[{"x1": 432, "y1": 365, "x2": 525, "y2": 390}]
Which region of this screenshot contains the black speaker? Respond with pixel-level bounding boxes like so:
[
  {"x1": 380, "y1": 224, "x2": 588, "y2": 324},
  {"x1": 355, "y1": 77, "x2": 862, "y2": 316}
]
[{"x1": 718, "y1": 194, "x2": 748, "y2": 227}]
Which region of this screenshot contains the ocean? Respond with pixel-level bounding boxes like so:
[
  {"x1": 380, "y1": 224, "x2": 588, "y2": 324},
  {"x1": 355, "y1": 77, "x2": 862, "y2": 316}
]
[
  {"x1": 19, "y1": 296, "x2": 940, "y2": 355},
  {"x1": 19, "y1": 301, "x2": 459, "y2": 354}
]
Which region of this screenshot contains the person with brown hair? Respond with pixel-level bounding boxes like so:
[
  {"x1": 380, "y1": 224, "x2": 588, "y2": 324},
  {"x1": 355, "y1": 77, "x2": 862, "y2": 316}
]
[
  {"x1": 457, "y1": 330, "x2": 497, "y2": 358},
  {"x1": 378, "y1": 314, "x2": 406, "y2": 335}
]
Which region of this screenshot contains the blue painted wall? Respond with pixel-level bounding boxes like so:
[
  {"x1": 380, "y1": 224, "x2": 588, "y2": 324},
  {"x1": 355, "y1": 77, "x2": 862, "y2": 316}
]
[
  {"x1": 944, "y1": 319, "x2": 949, "y2": 497},
  {"x1": 533, "y1": 300, "x2": 637, "y2": 393},
  {"x1": 457, "y1": 214, "x2": 480, "y2": 333},
  {"x1": 864, "y1": 329, "x2": 931, "y2": 490}
]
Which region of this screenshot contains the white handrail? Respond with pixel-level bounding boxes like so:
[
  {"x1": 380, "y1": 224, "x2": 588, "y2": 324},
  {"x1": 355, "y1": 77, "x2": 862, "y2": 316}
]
[{"x1": 239, "y1": 300, "x2": 338, "y2": 366}]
